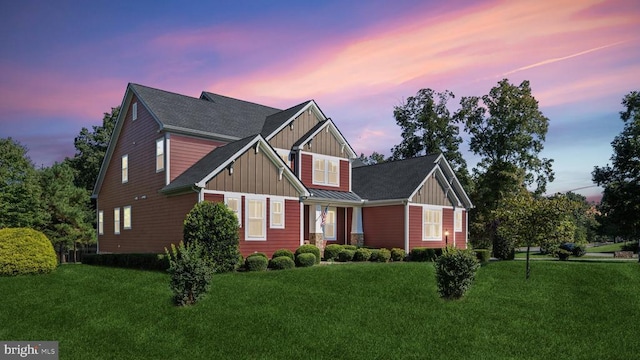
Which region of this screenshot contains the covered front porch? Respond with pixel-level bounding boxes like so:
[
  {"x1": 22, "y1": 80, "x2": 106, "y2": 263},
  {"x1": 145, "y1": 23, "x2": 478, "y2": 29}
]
[{"x1": 302, "y1": 189, "x2": 365, "y2": 256}]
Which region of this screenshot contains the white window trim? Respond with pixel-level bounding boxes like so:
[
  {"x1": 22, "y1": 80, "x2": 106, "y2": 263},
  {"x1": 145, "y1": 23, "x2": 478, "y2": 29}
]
[
  {"x1": 114, "y1": 207, "x2": 121, "y2": 235},
  {"x1": 98, "y1": 210, "x2": 104, "y2": 235},
  {"x1": 224, "y1": 193, "x2": 242, "y2": 228},
  {"x1": 245, "y1": 196, "x2": 267, "y2": 241},
  {"x1": 121, "y1": 154, "x2": 128, "y2": 183},
  {"x1": 270, "y1": 198, "x2": 285, "y2": 229},
  {"x1": 156, "y1": 138, "x2": 165, "y2": 172},
  {"x1": 123, "y1": 206, "x2": 132, "y2": 230},
  {"x1": 454, "y1": 209, "x2": 463, "y2": 232},
  {"x1": 323, "y1": 207, "x2": 337, "y2": 241},
  {"x1": 312, "y1": 154, "x2": 340, "y2": 187},
  {"x1": 422, "y1": 206, "x2": 442, "y2": 241},
  {"x1": 274, "y1": 148, "x2": 291, "y2": 167},
  {"x1": 132, "y1": 102, "x2": 137, "y2": 121}
]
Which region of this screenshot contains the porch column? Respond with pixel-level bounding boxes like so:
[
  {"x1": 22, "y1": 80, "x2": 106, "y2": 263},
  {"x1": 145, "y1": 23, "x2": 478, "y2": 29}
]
[
  {"x1": 350, "y1": 206, "x2": 364, "y2": 247},
  {"x1": 308, "y1": 204, "x2": 325, "y2": 258}
]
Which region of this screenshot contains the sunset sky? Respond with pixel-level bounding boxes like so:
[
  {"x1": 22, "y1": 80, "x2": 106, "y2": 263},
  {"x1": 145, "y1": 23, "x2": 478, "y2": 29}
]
[{"x1": 1, "y1": 0, "x2": 639, "y2": 199}]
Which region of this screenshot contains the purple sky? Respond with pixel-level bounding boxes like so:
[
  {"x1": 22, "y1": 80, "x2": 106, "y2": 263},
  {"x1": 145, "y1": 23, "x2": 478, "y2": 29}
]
[{"x1": 1, "y1": 0, "x2": 639, "y2": 200}]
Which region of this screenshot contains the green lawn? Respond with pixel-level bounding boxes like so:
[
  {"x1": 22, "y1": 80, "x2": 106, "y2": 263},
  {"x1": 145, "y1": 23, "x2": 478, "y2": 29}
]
[
  {"x1": 1, "y1": 262, "x2": 639, "y2": 359},
  {"x1": 586, "y1": 242, "x2": 626, "y2": 253}
]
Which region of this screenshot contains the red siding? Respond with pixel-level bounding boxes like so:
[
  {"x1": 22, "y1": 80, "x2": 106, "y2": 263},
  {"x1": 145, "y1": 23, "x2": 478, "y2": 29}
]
[
  {"x1": 455, "y1": 210, "x2": 467, "y2": 249},
  {"x1": 170, "y1": 135, "x2": 224, "y2": 182},
  {"x1": 97, "y1": 95, "x2": 199, "y2": 253},
  {"x1": 300, "y1": 154, "x2": 350, "y2": 192},
  {"x1": 408, "y1": 206, "x2": 455, "y2": 250},
  {"x1": 362, "y1": 205, "x2": 404, "y2": 249},
  {"x1": 240, "y1": 199, "x2": 301, "y2": 258}
]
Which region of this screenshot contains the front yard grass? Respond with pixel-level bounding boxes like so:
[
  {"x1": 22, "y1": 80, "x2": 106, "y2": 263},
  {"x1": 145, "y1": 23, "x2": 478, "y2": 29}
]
[{"x1": 1, "y1": 261, "x2": 639, "y2": 359}]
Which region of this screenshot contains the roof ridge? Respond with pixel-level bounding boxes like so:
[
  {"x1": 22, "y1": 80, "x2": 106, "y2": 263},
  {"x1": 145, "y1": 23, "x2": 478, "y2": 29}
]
[
  {"x1": 201, "y1": 91, "x2": 282, "y2": 112},
  {"x1": 353, "y1": 153, "x2": 441, "y2": 170},
  {"x1": 130, "y1": 83, "x2": 203, "y2": 101}
]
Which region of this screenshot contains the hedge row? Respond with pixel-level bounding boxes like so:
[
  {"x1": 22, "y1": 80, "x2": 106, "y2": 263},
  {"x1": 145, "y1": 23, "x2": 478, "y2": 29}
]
[{"x1": 82, "y1": 253, "x2": 169, "y2": 271}]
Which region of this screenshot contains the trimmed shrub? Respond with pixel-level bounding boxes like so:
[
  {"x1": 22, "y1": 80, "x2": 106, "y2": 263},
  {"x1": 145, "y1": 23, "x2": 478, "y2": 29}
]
[
  {"x1": 165, "y1": 241, "x2": 214, "y2": 306},
  {"x1": 555, "y1": 248, "x2": 571, "y2": 261},
  {"x1": 369, "y1": 249, "x2": 380, "y2": 262},
  {"x1": 269, "y1": 256, "x2": 295, "y2": 270},
  {"x1": 390, "y1": 248, "x2": 405, "y2": 262},
  {"x1": 82, "y1": 253, "x2": 169, "y2": 271},
  {"x1": 341, "y1": 245, "x2": 357, "y2": 251},
  {"x1": 295, "y1": 244, "x2": 321, "y2": 264},
  {"x1": 374, "y1": 248, "x2": 391, "y2": 263},
  {"x1": 272, "y1": 249, "x2": 294, "y2": 261},
  {"x1": 245, "y1": 255, "x2": 269, "y2": 272},
  {"x1": 183, "y1": 201, "x2": 240, "y2": 273},
  {"x1": 295, "y1": 253, "x2": 316, "y2": 267},
  {"x1": 353, "y1": 248, "x2": 372, "y2": 262},
  {"x1": 474, "y1": 249, "x2": 491, "y2": 265},
  {"x1": 435, "y1": 248, "x2": 480, "y2": 300},
  {"x1": 0, "y1": 228, "x2": 57, "y2": 276},
  {"x1": 410, "y1": 247, "x2": 438, "y2": 262},
  {"x1": 337, "y1": 249, "x2": 355, "y2": 262},
  {"x1": 324, "y1": 244, "x2": 343, "y2": 261},
  {"x1": 247, "y1": 252, "x2": 268, "y2": 260}
]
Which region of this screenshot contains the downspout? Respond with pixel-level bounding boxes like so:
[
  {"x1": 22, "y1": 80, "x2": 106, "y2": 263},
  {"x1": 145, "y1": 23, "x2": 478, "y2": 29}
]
[{"x1": 404, "y1": 200, "x2": 410, "y2": 254}]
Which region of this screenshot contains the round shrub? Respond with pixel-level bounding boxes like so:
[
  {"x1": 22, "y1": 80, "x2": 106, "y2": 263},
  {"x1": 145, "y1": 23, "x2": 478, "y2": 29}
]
[
  {"x1": 247, "y1": 252, "x2": 268, "y2": 260},
  {"x1": 390, "y1": 248, "x2": 405, "y2": 262},
  {"x1": 324, "y1": 244, "x2": 343, "y2": 261},
  {"x1": 245, "y1": 255, "x2": 268, "y2": 271},
  {"x1": 0, "y1": 228, "x2": 57, "y2": 276},
  {"x1": 369, "y1": 249, "x2": 380, "y2": 262},
  {"x1": 353, "y1": 248, "x2": 372, "y2": 262},
  {"x1": 269, "y1": 256, "x2": 295, "y2": 270},
  {"x1": 341, "y1": 245, "x2": 357, "y2": 251},
  {"x1": 374, "y1": 248, "x2": 391, "y2": 263},
  {"x1": 337, "y1": 249, "x2": 355, "y2": 262},
  {"x1": 295, "y1": 253, "x2": 316, "y2": 267},
  {"x1": 435, "y1": 248, "x2": 479, "y2": 300},
  {"x1": 272, "y1": 248, "x2": 294, "y2": 261},
  {"x1": 295, "y1": 244, "x2": 321, "y2": 264},
  {"x1": 183, "y1": 201, "x2": 240, "y2": 273}
]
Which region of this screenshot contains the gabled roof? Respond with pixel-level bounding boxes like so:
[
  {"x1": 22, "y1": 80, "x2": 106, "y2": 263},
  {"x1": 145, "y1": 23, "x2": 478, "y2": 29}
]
[
  {"x1": 352, "y1": 154, "x2": 473, "y2": 209},
  {"x1": 261, "y1": 101, "x2": 311, "y2": 138},
  {"x1": 161, "y1": 134, "x2": 309, "y2": 197},
  {"x1": 130, "y1": 84, "x2": 282, "y2": 140},
  {"x1": 292, "y1": 119, "x2": 357, "y2": 158}
]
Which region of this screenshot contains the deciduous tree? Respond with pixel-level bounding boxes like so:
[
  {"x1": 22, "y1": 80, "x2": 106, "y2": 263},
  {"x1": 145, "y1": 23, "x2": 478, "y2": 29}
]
[{"x1": 592, "y1": 91, "x2": 640, "y2": 259}]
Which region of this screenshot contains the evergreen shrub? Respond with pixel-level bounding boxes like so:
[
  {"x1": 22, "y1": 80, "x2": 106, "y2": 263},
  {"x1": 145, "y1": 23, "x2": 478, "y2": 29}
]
[
  {"x1": 435, "y1": 248, "x2": 479, "y2": 300},
  {"x1": 295, "y1": 253, "x2": 316, "y2": 267},
  {"x1": 165, "y1": 241, "x2": 214, "y2": 306},
  {"x1": 295, "y1": 245, "x2": 321, "y2": 264},
  {"x1": 269, "y1": 256, "x2": 295, "y2": 270},
  {"x1": 271, "y1": 249, "x2": 294, "y2": 261},
  {"x1": 0, "y1": 228, "x2": 57, "y2": 276}
]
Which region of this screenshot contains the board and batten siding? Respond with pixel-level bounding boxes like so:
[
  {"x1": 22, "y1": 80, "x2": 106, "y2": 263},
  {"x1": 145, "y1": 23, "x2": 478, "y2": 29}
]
[
  {"x1": 300, "y1": 154, "x2": 350, "y2": 192},
  {"x1": 411, "y1": 175, "x2": 453, "y2": 206},
  {"x1": 269, "y1": 109, "x2": 321, "y2": 149},
  {"x1": 98, "y1": 95, "x2": 199, "y2": 253},
  {"x1": 170, "y1": 135, "x2": 224, "y2": 182},
  {"x1": 305, "y1": 126, "x2": 351, "y2": 159},
  {"x1": 205, "y1": 147, "x2": 299, "y2": 198},
  {"x1": 362, "y1": 205, "x2": 405, "y2": 250}
]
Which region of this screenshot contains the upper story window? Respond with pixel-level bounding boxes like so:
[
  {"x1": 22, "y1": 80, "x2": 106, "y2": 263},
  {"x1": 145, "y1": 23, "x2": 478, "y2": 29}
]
[
  {"x1": 423, "y1": 207, "x2": 442, "y2": 241},
  {"x1": 454, "y1": 209, "x2": 463, "y2": 232},
  {"x1": 132, "y1": 102, "x2": 138, "y2": 121},
  {"x1": 156, "y1": 138, "x2": 165, "y2": 172},
  {"x1": 313, "y1": 155, "x2": 339, "y2": 187},
  {"x1": 121, "y1": 155, "x2": 128, "y2": 183}
]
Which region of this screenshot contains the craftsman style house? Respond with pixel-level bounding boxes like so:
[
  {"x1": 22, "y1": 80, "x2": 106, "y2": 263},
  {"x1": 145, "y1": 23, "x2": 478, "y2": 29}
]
[{"x1": 93, "y1": 84, "x2": 472, "y2": 257}]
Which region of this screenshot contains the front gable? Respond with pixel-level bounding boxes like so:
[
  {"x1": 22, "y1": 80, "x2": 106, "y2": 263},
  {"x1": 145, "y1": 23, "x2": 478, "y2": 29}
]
[
  {"x1": 410, "y1": 170, "x2": 455, "y2": 207},
  {"x1": 295, "y1": 120, "x2": 356, "y2": 159},
  {"x1": 267, "y1": 101, "x2": 323, "y2": 150},
  {"x1": 204, "y1": 140, "x2": 304, "y2": 198}
]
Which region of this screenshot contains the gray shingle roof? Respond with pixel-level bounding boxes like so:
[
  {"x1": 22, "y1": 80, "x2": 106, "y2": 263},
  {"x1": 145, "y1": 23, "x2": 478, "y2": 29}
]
[
  {"x1": 261, "y1": 101, "x2": 311, "y2": 138},
  {"x1": 161, "y1": 135, "x2": 258, "y2": 193},
  {"x1": 352, "y1": 154, "x2": 440, "y2": 201},
  {"x1": 308, "y1": 188, "x2": 363, "y2": 203},
  {"x1": 130, "y1": 84, "x2": 282, "y2": 140}
]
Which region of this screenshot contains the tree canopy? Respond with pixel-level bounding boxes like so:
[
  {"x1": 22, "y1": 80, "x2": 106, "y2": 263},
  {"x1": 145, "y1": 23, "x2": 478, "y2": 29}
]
[
  {"x1": 68, "y1": 106, "x2": 119, "y2": 191},
  {"x1": 592, "y1": 90, "x2": 640, "y2": 243},
  {"x1": 0, "y1": 138, "x2": 48, "y2": 229}
]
